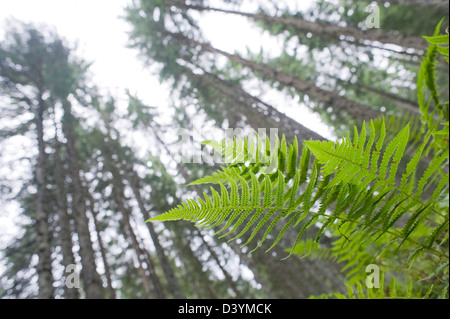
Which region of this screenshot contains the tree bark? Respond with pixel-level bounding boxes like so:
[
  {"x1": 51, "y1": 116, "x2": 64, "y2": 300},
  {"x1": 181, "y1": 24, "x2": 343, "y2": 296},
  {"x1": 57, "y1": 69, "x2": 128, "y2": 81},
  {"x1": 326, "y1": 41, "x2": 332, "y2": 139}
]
[
  {"x1": 330, "y1": 75, "x2": 421, "y2": 115},
  {"x1": 101, "y1": 145, "x2": 154, "y2": 299},
  {"x1": 171, "y1": 2, "x2": 428, "y2": 52},
  {"x1": 186, "y1": 63, "x2": 327, "y2": 143},
  {"x1": 97, "y1": 106, "x2": 187, "y2": 299},
  {"x1": 370, "y1": 0, "x2": 449, "y2": 9},
  {"x1": 198, "y1": 231, "x2": 244, "y2": 298},
  {"x1": 35, "y1": 91, "x2": 55, "y2": 299},
  {"x1": 170, "y1": 31, "x2": 382, "y2": 121},
  {"x1": 118, "y1": 199, "x2": 155, "y2": 299},
  {"x1": 126, "y1": 171, "x2": 186, "y2": 299},
  {"x1": 53, "y1": 136, "x2": 79, "y2": 299},
  {"x1": 141, "y1": 242, "x2": 167, "y2": 299},
  {"x1": 61, "y1": 100, "x2": 104, "y2": 299},
  {"x1": 83, "y1": 183, "x2": 116, "y2": 299},
  {"x1": 226, "y1": 240, "x2": 277, "y2": 298}
]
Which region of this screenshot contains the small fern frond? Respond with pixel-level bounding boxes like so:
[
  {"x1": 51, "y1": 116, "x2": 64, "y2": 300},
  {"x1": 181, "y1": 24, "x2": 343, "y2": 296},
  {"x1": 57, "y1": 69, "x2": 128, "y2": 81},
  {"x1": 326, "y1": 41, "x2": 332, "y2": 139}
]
[
  {"x1": 417, "y1": 18, "x2": 448, "y2": 133},
  {"x1": 312, "y1": 275, "x2": 440, "y2": 299}
]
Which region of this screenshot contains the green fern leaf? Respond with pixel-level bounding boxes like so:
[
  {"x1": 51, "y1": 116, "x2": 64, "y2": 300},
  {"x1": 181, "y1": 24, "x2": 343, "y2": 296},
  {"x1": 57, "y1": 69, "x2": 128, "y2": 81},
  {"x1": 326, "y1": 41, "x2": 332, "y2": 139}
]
[{"x1": 423, "y1": 34, "x2": 449, "y2": 45}]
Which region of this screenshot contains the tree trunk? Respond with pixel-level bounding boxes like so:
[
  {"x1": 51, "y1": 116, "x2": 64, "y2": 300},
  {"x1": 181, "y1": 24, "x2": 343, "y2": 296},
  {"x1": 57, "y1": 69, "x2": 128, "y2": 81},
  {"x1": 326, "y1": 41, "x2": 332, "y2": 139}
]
[
  {"x1": 90, "y1": 207, "x2": 116, "y2": 299},
  {"x1": 170, "y1": 31, "x2": 382, "y2": 121},
  {"x1": 173, "y1": 228, "x2": 217, "y2": 298},
  {"x1": 119, "y1": 202, "x2": 155, "y2": 299},
  {"x1": 172, "y1": 2, "x2": 428, "y2": 52},
  {"x1": 141, "y1": 244, "x2": 167, "y2": 299},
  {"x1": 186, "y1": 63, "x2": 326, "y2": 143},
  {"x1": 330, "y1": 75, "x2": 421, "y2": 115},
  {"x1": 371, "y1": 0, "x2": 449, "y2": 9},
  {"x1": 52, "y1": 136, "x2": 79, "y2": 299},
  {"x1": 61, "y1": 100, "x2": 104, "y2": 299},
  {"x1": 83, "y1": 183, "x2": 116, "y2": 299},
  {"x1": 147, "y1": 117, "x2": 343, "y2": 298},
  {"x1": 126, "y1": 171, "x2": 186, "y2": 299},
  {"x1": 226, "y1": 240, "x2": 277, "y2": 298},
  {"x1": 35, "y1": 92, "x2": 55, "y2": 299},
  {"x1": 101, "y1": 146, "x2": 154, "y2": 299},
  {"x1": 198, "y1": 231, "x2": 244, "y2": 298},
  {"x1": 97, "y1": 107, "x2": 186, "y2": 299}
]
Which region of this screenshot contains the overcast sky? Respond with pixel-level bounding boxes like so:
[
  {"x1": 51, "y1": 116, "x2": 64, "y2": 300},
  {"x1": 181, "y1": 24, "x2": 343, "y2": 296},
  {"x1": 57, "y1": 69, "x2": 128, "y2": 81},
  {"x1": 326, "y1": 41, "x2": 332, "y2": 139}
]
[
  {"x1": 0, "y1": 0, "x2": 283, "y2": 107},
  {"x1": 0, "y1": 0, "x2": 168, "y2": 106}
]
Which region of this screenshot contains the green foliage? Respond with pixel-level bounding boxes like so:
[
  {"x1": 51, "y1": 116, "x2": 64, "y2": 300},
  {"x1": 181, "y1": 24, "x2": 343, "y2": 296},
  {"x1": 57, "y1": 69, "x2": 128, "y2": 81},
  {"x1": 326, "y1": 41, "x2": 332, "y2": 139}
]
[
  {"x1": 417, "y1": 19, "x2": 449, "y2": 129},
  {"x1": 312, "y1": 274, "x2": 444, "y2": 299},
  {"x1": 326, "y1": 0, "x2": 448, "y2": 37},
  {"x1": 147, "y1": 20, "x2": 449, "y2": 299},
  {"x1": 149, "y1": 120, "x2": 448, "y2": 296},
  {"x1": 149, "y1": 119, "x2": 446, "y2": 240}
]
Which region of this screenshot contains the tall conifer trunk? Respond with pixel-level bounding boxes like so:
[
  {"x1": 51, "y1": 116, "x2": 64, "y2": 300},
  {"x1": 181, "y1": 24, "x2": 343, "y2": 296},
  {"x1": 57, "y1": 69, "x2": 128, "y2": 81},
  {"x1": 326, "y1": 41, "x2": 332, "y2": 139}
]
[
  {"x1": 53, "y1": 135, "x2": 79, "y2": 299},
  {"x1": 35, "y1": 91, "x2": 55, "y2": 299},
  {"x1": 185, "y1": 64, "x2": 327, "y2": 142},
  {"x1": 61, "y1": 100, "x2": 104, "y2": 299},
  {"x1": 168, "y1": 31, "x2": 382, "y2": 121},
  {"x1": 83, "y1": 185, "x2": 116, "y2": 299},
  {"x1": 371, "y1": 0, "x2": 449, "y2": 9},
  {"x1": 170, "y1": 2, "x2": 428, "y2": 52}
]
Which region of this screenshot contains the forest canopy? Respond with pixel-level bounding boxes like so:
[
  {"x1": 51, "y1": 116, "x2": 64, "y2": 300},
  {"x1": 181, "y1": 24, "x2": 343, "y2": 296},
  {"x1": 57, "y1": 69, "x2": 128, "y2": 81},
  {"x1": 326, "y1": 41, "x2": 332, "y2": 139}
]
[{"x1": 0, "y1": 0, "x2": 448, "y2": 300}]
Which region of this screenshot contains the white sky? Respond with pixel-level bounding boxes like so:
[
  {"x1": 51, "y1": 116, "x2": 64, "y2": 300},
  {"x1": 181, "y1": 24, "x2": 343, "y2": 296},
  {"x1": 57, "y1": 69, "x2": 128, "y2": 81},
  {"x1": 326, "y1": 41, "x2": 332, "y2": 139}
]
[{"x1": 0, "y1": 0, "x2": 169, "y2": 106}]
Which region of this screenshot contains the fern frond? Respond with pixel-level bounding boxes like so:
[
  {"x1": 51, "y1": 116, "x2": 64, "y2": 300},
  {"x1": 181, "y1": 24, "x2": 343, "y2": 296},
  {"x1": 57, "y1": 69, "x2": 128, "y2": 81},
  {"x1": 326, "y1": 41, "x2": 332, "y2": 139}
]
[{"x1": 148, "y1": 119, "x2": 448, "y2": 267}]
